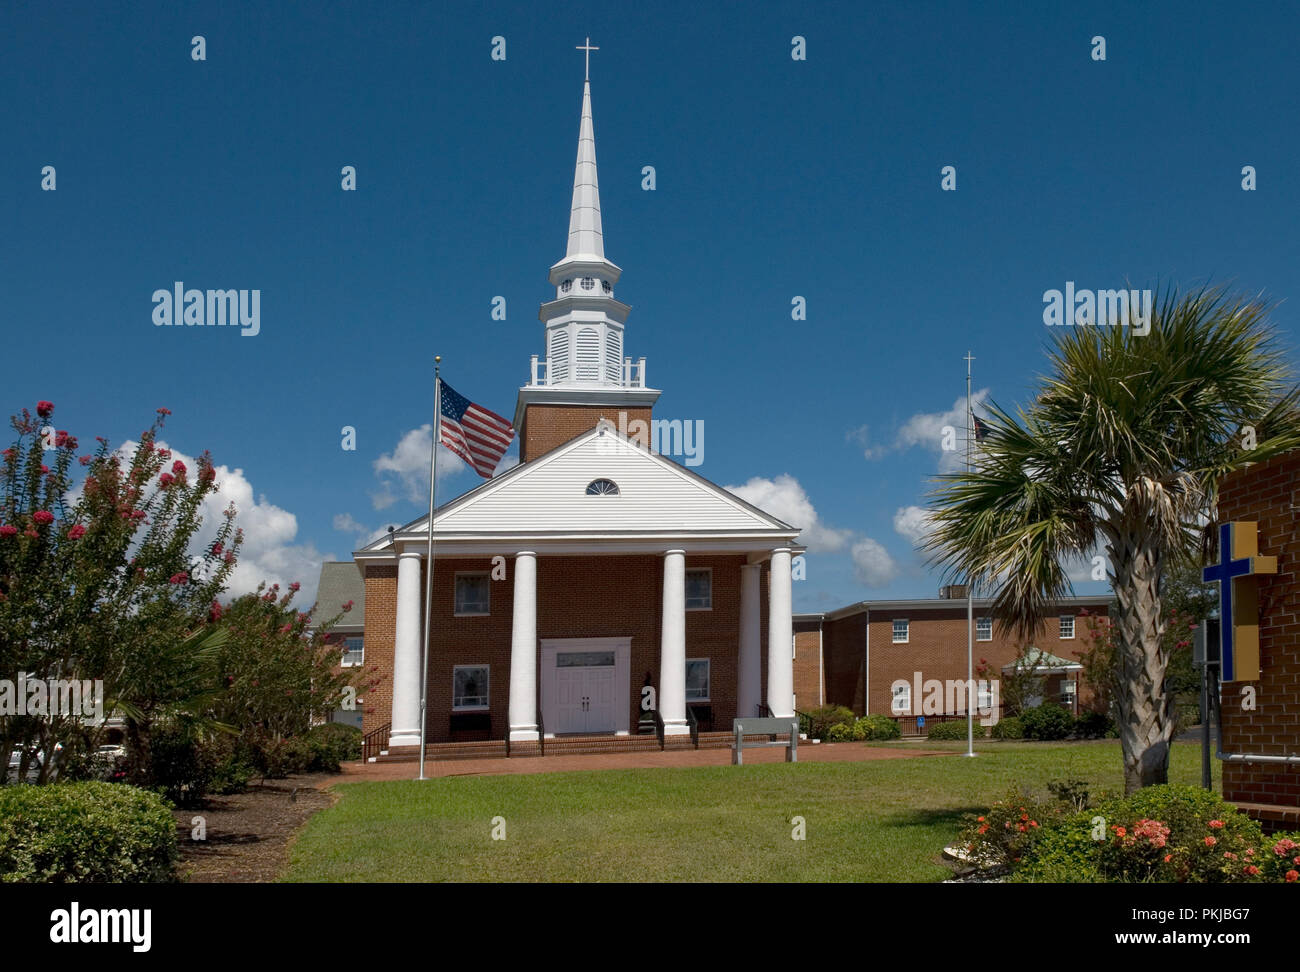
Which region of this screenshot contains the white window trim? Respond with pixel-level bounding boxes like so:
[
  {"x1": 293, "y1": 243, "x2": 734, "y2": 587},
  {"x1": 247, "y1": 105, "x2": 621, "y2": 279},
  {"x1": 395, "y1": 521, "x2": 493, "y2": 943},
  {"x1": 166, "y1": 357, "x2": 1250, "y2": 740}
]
[
  {"x1": 685, "y1": 567, "x2": 712, "y2": 612},
  {"x1": 976, "y1": 617, "x2": 992, "y2": 642},
  {"x1": 340, "y1": 635, "x2": 364, "y2": 668},
  {"x1": 454, "y1": 571, "x2": 491, "y2": 617},
  {"x1": 452, "y1": 664, "x2": 490, "y2": 711},
  {"x1": 892, "y1": 618, "x2": 909, "y2": 644},
  {"x1": 685, "y1": 657, "x2": 711, "y2": 703},
  {"x1": 1059, "y1": 615, "x2": 1075, "y2": 639}
]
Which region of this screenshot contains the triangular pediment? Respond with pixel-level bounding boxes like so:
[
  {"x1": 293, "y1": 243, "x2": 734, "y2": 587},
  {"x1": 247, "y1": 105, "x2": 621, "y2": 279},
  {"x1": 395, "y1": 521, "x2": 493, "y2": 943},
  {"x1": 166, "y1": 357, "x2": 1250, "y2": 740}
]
[{"x1": 364, "y1": 424, "x2": 798, "y2": 544}]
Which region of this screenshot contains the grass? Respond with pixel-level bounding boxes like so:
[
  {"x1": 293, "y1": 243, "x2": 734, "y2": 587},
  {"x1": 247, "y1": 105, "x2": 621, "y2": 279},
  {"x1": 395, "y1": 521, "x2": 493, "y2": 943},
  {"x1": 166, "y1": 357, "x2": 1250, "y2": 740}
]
[{"x1": 284, "y1": 740, "x2": 1220, "y2": 882}]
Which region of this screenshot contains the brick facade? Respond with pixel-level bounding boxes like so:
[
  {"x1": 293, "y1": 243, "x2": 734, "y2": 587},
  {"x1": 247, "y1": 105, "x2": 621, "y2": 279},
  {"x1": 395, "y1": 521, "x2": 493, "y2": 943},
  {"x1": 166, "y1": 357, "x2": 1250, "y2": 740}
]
[
  {"x1": 1215, "y1": 450, "x2": 1300, "y2": 818},
  {"x1": 520, "y1": 404, "x2": 653, "y2": 462},
  {"x1": 792, "y1": 621, "x2": 823, "y2": 710},
  {"x1": 819, "y1": 599, "x2": 1110, "y2": 717},
  {"x1": 360, "y1": 552, "x2": 777, "y2": 742}
]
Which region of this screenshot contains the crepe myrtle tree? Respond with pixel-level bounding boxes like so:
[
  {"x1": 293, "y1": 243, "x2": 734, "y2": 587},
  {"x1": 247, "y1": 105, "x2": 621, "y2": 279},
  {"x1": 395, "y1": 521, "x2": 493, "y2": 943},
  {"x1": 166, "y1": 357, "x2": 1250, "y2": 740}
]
[
  {"x1": 0, "y1": 402, "x2": 242, "y2": 783},
  {"x1": 208, "y1": 585, "x2": 369, "y2": 766},
  {"x1": 925, "y1": 286, "x2": 1300, "y2": 792}
]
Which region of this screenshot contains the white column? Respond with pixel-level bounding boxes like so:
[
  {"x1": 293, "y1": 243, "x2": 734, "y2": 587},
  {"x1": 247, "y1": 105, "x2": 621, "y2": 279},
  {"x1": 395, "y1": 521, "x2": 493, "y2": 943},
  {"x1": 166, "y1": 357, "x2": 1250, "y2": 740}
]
[
  {"x1": 389, "y1": 549, "x2": 424, "y2": 747},
  {"x1": 766, "y1": 547, "x2": 795, "y2": 718},
  {"x1": 738, "y1": 563, "x2": 762, "y2": 719},
  {"x1": 659, "y1": 549, "x2": 689, "y2": 735},
  {"x1": 508, "y1": 551, "x2": 539, "y2": 741}
]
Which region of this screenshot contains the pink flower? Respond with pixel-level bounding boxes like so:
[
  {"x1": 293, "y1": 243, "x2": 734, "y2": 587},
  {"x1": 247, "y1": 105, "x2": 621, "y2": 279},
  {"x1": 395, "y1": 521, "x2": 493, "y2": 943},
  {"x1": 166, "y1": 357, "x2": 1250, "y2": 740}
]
[
  {"x1": 209, "y1": 600, "x2": 223, "y2": 622},
  {"x1": 67, "y1": 524, "x2": 86, "y2": 540},
  {"x1": 280, "y1": 623, "x2": 293, "y2": 634},
  {"x1": 1273, "y1": 838, "x2": 1299, "y2": 857},
  {"x1": 212, "y1": 542, "x2": 223, "y2": 556},
  {"x1": 1205, "y1": 836, "x2": 1217, "y2": 847},
  {"x1": 79, "y1": 456, "x2": 90, "y2": 466},
  {"x1": 289, "y1": 581, "x2": 300, "y2": 592},
  {"x1": 157, "y1": 407, "x2": 172, "y2": 416},
  {"x1": 169, "y1": 572, "x2": 188, "y2": 585},
  {"x1": 23, "y1": 529, "x2": 38, "y2": 538},
  {"x1": 157, "y1": 448, "x2": 171, "y2": 460},
  {"x1": 172, "y1": 460, "x2": 186, "y2": 476},
  {"x1": 1244, "y1": 865, "x2": 1260, "y2": 876},
  {"x1": 0, "y1": 525, "x2": 16, "y2": 537},
  {"x1": 159, "y1": 473, "x2": 174, "y2": 487},
  {"x1": 36, "y1": 401, "x2": 54, "y2": 417},
  {"x1": 32, "y1": 510, "x2": 54, "y2": 525},
  {"x1": 342, "y1": 600, "x2": 354, "y2": 612},
  {"x1": 1287, "y1": 870, "x2": 1299, "y2": 883},
  {"x1": 1209, "y1": 819, "x2": 1225, "y2": 829}
]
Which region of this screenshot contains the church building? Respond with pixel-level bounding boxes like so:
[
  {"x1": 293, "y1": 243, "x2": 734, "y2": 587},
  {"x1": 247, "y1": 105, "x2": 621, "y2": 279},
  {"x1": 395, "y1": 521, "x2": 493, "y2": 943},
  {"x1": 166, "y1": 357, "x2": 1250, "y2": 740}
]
[{"x1": 351, "y1": 71, "x2": 805, "y2": 753}]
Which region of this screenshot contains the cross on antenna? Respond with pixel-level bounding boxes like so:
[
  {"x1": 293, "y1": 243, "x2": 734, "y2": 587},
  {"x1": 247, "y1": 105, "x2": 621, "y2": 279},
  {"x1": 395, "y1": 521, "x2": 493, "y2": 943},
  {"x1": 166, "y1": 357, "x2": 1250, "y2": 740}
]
[{"x1": 577, "y1": 37, "x2": 599, "y2": 80}]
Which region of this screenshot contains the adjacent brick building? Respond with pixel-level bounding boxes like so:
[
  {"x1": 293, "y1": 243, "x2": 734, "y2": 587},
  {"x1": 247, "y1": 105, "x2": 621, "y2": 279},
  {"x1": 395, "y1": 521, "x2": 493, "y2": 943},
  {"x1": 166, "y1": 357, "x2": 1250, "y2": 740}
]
[{"x1": 1214, "y1": 449, "x2": 1300, "y2": 827}]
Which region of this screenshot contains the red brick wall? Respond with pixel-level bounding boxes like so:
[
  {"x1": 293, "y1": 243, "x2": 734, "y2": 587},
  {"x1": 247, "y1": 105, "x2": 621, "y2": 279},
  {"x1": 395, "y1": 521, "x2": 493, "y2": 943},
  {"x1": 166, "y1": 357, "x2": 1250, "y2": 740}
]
[
  {"x1": 520, "y1": 404, "x2": 653, "y2": 462},
  {"x1": 1216, "y1": 450, "x2": 1300, "y2": 811},
  {"x1": 360, "y1": 565, "x2": 397, "y2": 735},
  {"x1": 865, "y1": 608, "x2": 1106, "y2": 716},
  {"x1": 818, "y1": 603, "x2": 1109, "y2": 718},
  {"x1": 793, "y1": 623, "x2": 823, "y2": 709},
  {"x1": 363, "y1": 552, "x2": 766, "y2": 742}
]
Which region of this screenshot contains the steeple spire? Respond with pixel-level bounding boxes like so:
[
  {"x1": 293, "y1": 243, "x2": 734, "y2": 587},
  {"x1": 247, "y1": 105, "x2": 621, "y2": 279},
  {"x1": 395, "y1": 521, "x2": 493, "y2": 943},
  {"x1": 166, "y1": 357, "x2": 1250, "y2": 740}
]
[{"x1": 565, "y1": 75, "x2": 604, "y2": 261}]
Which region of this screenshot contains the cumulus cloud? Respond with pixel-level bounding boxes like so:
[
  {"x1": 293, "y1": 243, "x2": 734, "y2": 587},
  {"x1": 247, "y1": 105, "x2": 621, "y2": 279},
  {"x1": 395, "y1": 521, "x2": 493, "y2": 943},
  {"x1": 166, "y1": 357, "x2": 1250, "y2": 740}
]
[
  {"x1": 333, "y1": 512, "x2": 390, "y2": 549},
  {"x1": 74, "y1": 439, "x2": 335, "y2": 608},
  {"x1": 724, "y1": 474, "x2": 852, "y2": 552},
  {"x1": 893, "y1": 505, "x2": 938, "y2": 548},
  {"x1": 854, "y1": 389, "x2": 992, "y2": 472},
  {"x1": 851, "y1": 537, "x2": 898, "y2": 587},
  {"x1": 371, "y1": 425, "x2": 518, "y2": 510}
]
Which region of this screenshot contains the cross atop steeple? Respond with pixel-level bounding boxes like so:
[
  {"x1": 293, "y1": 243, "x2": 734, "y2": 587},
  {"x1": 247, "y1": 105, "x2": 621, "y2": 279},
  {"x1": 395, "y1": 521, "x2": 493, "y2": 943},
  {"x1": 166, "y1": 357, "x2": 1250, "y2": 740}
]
[{"x1": 576, "y1": 37, "x2": 599, "y2": 81}]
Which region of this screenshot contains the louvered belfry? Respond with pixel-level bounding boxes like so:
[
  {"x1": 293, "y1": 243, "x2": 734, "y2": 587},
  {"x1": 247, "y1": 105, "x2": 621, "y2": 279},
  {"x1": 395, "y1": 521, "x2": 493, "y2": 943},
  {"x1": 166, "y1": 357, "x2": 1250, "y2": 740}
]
[{"x1": 514, "y1": 74, "x2": 660, "y2": 463}]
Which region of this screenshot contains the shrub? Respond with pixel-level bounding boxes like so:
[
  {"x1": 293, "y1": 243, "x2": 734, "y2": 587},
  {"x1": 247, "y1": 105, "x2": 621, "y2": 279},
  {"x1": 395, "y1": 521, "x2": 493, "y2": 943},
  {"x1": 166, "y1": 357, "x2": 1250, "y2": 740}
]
[
  {"x1": 804, "y1": 705, "x2": 856, "y2": 740},
  {"x1": 857, "y1": 714, "x2": 901, "y2": 741},
  {"x1": 0, "y1": 782, "x2": 178, "y2": 882},
  {"x1": 1019, "y1": 702, "x2": 1074, "y2": 740},
  {"x1": 955, "y1": 788, "x2": 1066, "y2": 873},
  {"x1": 825, "y1": 722, "x2": 854, "y2": 742},
  {"x1": 927, "y1": 720, "x2": 980, "y2": 740},
  {"x1": 991, "y1": 716, "x2": 1023, "y2": 739},
  {"x1": 149, "y1": 726, "x2": 210, "y2": 807},
  {"x1": 305, "y1": 723, "x2": 363, "y2": 772},
  {"x1": 1005, "y1": 784, "x2": 1290, "y2": 883},
  {"x1": 1073, "y1": 710, "x2": 1114, "y2": 739}
]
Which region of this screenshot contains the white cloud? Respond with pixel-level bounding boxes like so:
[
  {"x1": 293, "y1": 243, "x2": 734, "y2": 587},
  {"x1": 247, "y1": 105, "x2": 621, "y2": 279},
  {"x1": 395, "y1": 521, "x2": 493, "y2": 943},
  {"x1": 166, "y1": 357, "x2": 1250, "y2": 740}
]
[
  {"x1": 372, "y1": 424, "x2": 468, "y2": 509},
  {"x1": 856, "y1": 389, "x2": 992, "y2": 472},
  {"x1": 893, "y1": 505, "x2": 937, "y2": 548},
  {"x1": 850, "y1": 537, "x2": 898, "y2": 587},
  {"x1": 333, "y1": 512, "x2": 390, "y2": 549},
  {"x1": 724, "y1": 474, "x2": 852, "y2": 552},
  {"x1": 73, "y1": 439, "x2": 335, "y2": 609}
]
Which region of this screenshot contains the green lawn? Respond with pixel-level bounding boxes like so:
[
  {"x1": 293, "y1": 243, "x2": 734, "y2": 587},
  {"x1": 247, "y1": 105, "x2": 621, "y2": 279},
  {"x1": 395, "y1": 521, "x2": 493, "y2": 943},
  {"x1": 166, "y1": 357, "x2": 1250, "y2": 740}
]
[{"x1": 284, "y1": 740, "x2": 1220, "y2": 882}]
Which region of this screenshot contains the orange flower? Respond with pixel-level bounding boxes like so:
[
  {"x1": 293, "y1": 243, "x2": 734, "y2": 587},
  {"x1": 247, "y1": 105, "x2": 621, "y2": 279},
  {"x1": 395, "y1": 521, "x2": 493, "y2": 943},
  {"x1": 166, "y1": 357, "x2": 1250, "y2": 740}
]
[
  {"x1": 1205, "y1": 836, "x2": 1217, "y2": 847},
  {"x1": 1286, "y1": 870, "x2": 1299, "y2": 883},
  {"x1": 1208, "y1": 820, "x2": 1225, "y2": 829}
]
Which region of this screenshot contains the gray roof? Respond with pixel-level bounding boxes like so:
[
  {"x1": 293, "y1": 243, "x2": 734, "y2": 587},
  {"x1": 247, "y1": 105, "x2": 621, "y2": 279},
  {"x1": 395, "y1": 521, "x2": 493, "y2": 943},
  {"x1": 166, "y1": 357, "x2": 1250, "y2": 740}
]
[{"x1": 314, "y1": 561, "x2": 365, "y2": 628}]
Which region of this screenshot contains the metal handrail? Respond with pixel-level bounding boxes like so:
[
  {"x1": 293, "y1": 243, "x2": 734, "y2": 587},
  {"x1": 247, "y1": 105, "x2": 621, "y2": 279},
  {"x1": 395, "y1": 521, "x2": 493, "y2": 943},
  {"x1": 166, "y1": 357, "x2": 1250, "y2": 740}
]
[
  {"x1": 686, "y1": 705, "x2": 699, "y2": 750},
  {"x1": 650, "y1": 709, "x2": 665, "y2": 750},
  {"x1": 361, "y1": 723, "x2": 390, "y2": 763}
]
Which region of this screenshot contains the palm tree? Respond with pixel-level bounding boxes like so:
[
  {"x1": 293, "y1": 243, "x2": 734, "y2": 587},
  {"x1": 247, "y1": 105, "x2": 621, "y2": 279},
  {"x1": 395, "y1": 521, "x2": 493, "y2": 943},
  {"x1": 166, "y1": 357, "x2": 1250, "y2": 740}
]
[{"x1": 926, "y1": 286, "x2": 1300, "y2": 792}]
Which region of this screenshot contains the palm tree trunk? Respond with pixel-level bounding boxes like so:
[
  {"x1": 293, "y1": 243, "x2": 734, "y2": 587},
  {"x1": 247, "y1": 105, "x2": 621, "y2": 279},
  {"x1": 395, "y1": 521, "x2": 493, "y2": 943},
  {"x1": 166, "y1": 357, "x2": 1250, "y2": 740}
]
[{"x1": 1110, "y1": 524, "x2": 1174, "y2": 793}]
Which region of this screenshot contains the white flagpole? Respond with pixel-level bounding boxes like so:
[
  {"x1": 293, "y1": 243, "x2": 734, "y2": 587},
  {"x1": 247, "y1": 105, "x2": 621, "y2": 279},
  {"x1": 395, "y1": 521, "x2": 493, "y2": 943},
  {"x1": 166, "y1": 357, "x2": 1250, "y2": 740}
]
[
  {"x1": 964, "y1": 350, "x2": 977, "y2": 757},
  {"x1": 418, "y1": 356, "x2": 441, "y2": 781}
]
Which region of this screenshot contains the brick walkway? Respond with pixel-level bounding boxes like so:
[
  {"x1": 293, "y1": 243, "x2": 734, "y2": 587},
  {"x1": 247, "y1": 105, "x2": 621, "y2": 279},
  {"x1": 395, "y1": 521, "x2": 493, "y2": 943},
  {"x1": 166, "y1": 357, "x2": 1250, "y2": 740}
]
[{"x1": 335, "y1": 742, "x2": 953, "y2": 783}]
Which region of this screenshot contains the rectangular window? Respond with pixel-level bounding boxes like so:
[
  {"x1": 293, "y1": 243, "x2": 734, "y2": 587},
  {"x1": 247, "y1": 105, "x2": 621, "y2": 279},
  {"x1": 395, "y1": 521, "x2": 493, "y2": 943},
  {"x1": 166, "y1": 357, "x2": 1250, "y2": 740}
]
[
  {"x1": 454, "y1": 573, "x2": 490, "y2": 616},
  {"x1": 1059, "y1": 615, "x2": 1075, "y2": 639},
  {"x1": 685, "y1": 569, "x2": 712, "y2": 610},
  {"x1": 685, "y1": 658, "x2": 710, "y2": 702},
  {"x1": 453, "y1": 665, "x2": 489, "y2": 709},
  {"x1": 892, "y1": 619, "x2": 909, "y2": 643},
  {"x1": 556, "y1": 651, "x2": 615, "y2": 667},
  {"x1": 341, "y1": 636, "x2": 364, "y2": 667},
  {"x1": 976, "y1": 617, "x2": 992, "y2": 642},
  {"x1": 1061, "y1": 680, "x2": 1077, "y2": 706},
  {"x1": 978, "y1": 683, "x2": 995, "y2": 711}
]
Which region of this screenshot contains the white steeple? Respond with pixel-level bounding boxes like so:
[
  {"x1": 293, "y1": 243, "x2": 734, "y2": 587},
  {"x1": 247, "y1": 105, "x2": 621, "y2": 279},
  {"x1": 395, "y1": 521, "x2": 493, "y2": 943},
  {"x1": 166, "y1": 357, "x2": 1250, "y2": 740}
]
[{"x1": 514, "y1": 47, "x2": 660, "y2": 442}]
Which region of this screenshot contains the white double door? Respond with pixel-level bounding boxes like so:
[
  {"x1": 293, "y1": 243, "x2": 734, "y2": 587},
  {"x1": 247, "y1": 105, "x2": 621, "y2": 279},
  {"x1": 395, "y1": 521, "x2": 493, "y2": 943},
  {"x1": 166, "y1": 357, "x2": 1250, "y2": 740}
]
[
  {"x1": 554, "y1": 662, "x2": 616, "y2": 733},
  {"x1": 540, "y1": 637, "x2": 631, "y2": 736}
]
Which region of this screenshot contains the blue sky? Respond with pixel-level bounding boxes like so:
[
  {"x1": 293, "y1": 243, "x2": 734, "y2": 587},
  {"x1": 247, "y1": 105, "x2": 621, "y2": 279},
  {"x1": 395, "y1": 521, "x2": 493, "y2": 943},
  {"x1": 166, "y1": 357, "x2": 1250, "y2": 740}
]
[{"x1": 3, "y1": 1, "x2": 1298, "y2": 611}]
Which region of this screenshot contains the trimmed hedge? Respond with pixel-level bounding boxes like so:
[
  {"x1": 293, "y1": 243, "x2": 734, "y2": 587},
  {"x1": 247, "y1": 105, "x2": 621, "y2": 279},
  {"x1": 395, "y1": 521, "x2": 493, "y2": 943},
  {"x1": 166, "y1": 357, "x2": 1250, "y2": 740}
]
[
  {"x1": 927, "y1": 720, "x2": 984, "y2": 740},
  {"x1": 802, "y1": 705, "x2": 856, "y2": 741},
  {"x1": 991, "y1": 716, "x2": 1024, "y2": 739},
  {"x1": 0, "y1": 782, "x2": 178, "y2": 883}
]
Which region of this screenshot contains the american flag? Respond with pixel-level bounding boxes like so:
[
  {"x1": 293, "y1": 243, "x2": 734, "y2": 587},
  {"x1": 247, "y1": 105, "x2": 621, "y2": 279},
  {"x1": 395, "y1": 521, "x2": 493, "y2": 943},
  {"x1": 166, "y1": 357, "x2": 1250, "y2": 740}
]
[{"x1": 438, "y1": 380, "x2": 516, "y2": 478}]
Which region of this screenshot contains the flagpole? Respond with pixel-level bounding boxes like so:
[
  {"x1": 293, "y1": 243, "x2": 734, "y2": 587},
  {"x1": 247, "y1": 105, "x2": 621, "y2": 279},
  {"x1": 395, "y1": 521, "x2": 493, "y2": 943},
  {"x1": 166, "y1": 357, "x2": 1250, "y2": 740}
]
[
  {"x1": 418, "y1": 355, "x2": 441, "y2": 781},
  {"x1": 965, "y1": 351, "x2": 977, "y2": 758}
]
